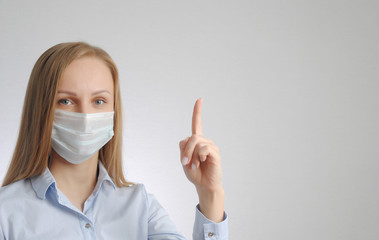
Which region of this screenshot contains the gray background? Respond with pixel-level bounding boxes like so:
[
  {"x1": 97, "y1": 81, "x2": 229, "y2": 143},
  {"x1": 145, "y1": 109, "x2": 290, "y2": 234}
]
[{"x1": 1, "y1": 0, "x2": 378, "y2": 239}]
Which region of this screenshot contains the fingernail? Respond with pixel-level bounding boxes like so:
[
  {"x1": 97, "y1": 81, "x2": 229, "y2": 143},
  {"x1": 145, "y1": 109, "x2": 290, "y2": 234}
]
[
  {"x1": 181, "y1": 157, "x2": 189, "y2": 165},
  {"x1": 200, "y1": 156, "x2": 206, "y2": 162},
  {"x1": 191, "y1": 163, "x2": 196, "y2": 170}
]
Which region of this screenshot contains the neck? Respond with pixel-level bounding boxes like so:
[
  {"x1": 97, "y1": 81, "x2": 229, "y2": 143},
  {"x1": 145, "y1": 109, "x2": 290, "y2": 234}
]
[{"x1": 49, "y1": 150, "x2": 98, "y2": 195}]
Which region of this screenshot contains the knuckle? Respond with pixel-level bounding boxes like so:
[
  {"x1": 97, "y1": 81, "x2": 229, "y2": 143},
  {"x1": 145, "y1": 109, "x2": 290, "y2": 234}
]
[
  {"x1": 205, "y1": 145, "x2": 211, "y2": 152},
  {"x1": 198, "y1": 147, "x2": 205, "y2": 155},
  {"x1": 183, "y1": 149, "x2": 191, "y2": 158},
  {"x1": 197, "y1": 142, "x2": 206, "y2": 148},
  {"x1": 192, "y1": 135, "x2": 200, "y2": 141}
]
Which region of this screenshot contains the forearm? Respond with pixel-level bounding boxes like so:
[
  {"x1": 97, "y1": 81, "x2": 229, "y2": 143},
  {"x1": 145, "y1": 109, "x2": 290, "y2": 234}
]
[{"x1": 196, "y1": 187, "x2": 225, "y2": 222}]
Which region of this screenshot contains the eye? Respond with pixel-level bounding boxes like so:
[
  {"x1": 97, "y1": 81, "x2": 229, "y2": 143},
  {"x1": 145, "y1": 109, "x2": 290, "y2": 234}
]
[
  {"x1": 95, "y1": 99, "x2": 105, "y2": 105},
  {"x1": 58, "y1": 99, "x2": 72, "y2": 105}
]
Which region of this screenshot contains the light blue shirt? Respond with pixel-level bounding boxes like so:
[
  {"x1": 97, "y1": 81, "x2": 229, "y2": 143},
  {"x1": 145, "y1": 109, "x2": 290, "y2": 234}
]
[{"x1": 0, "y1": 162, "x2": 228, "y2": 239}]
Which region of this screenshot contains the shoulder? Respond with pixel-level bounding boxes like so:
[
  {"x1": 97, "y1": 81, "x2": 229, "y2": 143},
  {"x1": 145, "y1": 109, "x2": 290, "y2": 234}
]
[
  {"x1": 117, "y1": 184, "x2": 163, "y2": 211},
  {"x1": 114, "y1": 183, "x2": 168, "y2": 219},
  {"x1": 115, "y1": 182, "x2": 147, "y2": 195},
  {"x1": 109, "y1": 183, "x2": 151, "y2": 205},
  {"x1": 0, "y1": 178, "x2": 34, "y2": 203},
  {"x1": 0, "y1": 179, "x2": 36, "y2": 223},
  {"x1": 99, "y1": 183, "x2": 153, "y2": 219},
  {"x1": 112, "y1": 183, "x2": 162, "y2": 208}
]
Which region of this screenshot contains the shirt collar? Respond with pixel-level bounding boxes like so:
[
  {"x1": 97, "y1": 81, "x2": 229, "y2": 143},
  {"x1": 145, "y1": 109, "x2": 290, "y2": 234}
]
[
  {"x1": 30, "y1": 166, "x2": 56, "y2": 200},
  {"x1": 93, "y1": 161, "x2": 117, "y2": 194},
  {"x1": 31, "y1": 161, "x2": 116, "y2": 200}
]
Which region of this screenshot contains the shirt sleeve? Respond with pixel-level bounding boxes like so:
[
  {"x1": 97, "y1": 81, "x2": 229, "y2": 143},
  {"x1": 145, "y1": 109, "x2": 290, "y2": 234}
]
[
  {"x1": 145, "y1": 188, "x2": 228, "y2": 240},
  {"x1": 0, "y1": 224, "x2": 4, "y2": 240},
  {"x1": 147, "y1": 193, "x2": 187, "y2": 240},
  {"x1": 193, "y1": 204, "x2": 229, "y2": 240}
]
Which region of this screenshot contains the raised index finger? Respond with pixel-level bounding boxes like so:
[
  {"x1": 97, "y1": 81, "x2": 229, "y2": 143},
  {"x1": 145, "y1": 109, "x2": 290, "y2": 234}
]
[{"x1": 192, "y1": 98, "x2": 203, "y2": 135}]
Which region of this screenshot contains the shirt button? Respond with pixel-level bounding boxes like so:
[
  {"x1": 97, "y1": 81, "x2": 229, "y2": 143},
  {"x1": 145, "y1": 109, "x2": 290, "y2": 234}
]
[
  {"x1": 208, "y1": 232, "x2": 214, "y2": 237},
  {"x1": 85, "y1": 223, "x2": 91, "y2": 228}
]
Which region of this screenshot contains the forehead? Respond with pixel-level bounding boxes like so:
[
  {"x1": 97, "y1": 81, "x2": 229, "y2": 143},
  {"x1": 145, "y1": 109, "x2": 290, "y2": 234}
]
[{"x1": 58, "y1": 56, "x2": 114, "y2": 92}]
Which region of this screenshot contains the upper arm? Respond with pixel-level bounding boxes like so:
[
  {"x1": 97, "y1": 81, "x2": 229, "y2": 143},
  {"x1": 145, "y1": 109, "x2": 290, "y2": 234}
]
[
  {"x1": 144, "y1": 189, "x2": 186, "y2": 240},
  {"x1": 0, "y1": 222, "x2": 5, "y2": 240}
]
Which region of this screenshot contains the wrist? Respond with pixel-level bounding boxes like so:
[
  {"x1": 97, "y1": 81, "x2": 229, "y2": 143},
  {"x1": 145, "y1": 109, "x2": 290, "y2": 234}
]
[
  {"x1": 196, "y1": 186, "x2": 224, "y2": 201},
  {"x1": 196, "y1": 187, "x2": 225, "y2": 222}
]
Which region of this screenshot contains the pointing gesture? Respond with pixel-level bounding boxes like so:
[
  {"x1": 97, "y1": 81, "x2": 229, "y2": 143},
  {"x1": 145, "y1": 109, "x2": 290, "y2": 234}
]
[
  {"x1": 192, "y1": 98, "x2": 202, "y2": 136},
  {"x1": 179, "y1": 98, "x2": 225, "y2": 222}
]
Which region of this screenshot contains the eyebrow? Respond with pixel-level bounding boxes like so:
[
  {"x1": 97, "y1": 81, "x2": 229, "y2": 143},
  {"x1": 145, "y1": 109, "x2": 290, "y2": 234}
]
[
  {"x1": 91, "y1": 90, "x2": 112, "y2": 96},
  {"x1": 57, "y1": 90, "x2": 112, "y2": 96}
]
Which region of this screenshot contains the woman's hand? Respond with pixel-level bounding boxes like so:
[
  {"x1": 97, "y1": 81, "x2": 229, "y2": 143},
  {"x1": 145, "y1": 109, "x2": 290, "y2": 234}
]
[{"x1": 179, "y1": 98, "x2": 225, "y2": 222}]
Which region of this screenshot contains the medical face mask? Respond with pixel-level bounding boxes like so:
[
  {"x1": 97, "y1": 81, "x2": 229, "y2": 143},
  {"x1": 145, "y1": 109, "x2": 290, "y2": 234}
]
[{"x1": 51, "y1": 110, "x2": 114, "y2": 164}]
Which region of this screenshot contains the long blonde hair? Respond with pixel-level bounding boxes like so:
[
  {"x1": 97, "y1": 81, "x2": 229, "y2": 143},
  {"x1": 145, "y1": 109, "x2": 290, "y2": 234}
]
[{"x1": 2, "y1": 42, "x2": 132, "y2": 187}]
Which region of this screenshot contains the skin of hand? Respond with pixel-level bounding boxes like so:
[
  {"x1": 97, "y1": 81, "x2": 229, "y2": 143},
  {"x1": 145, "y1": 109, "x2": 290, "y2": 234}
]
[{"x1": 179, "y1": 98, "x2": 225, "y2": 222}]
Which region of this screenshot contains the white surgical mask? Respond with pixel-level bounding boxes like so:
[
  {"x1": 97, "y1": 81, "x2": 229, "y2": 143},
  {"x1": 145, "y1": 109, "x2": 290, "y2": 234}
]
[{"x1": 51, "y1": 110, "x2": 114, "y2": 164}]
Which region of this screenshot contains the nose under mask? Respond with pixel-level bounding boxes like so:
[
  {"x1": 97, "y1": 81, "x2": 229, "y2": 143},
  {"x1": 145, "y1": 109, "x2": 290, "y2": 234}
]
[{"x1": 51, "y1": 110, "x2": 114, "y2": 164}]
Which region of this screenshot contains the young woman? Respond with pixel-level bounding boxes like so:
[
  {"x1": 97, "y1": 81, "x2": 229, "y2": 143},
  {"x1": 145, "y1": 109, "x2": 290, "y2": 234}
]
[{"x1": 0, "y1": 42, "x2": 228, "y2": 239}]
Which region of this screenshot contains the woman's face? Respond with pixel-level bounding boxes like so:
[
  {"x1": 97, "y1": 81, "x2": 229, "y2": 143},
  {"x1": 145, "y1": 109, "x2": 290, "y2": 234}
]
[{"x1": 56, "y1": 56, "x2": 114, "y2": 113}]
